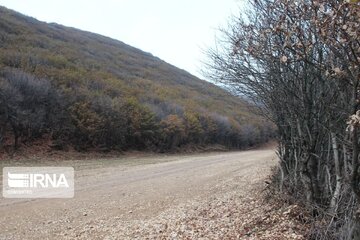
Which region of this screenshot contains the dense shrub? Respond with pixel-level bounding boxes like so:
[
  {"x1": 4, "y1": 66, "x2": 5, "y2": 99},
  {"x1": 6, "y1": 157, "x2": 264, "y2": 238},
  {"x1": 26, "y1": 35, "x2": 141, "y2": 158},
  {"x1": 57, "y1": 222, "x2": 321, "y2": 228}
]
[{"x1": 207, "y1": 0, "x2": 359, "y2": 238}]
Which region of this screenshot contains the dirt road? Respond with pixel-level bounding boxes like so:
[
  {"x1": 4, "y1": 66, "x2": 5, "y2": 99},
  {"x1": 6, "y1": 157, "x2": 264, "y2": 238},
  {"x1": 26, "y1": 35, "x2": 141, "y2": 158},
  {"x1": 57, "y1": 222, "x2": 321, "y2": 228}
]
[{"x1": 0, "y1": 149, "x2": 277, "y2": 239}]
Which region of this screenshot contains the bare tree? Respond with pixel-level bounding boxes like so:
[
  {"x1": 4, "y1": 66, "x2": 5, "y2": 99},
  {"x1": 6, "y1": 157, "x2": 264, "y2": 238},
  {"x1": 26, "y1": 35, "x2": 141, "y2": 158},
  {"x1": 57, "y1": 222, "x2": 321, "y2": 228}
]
[{"x1": 206, "y1": 0, "x2": 360, "y2": 238}]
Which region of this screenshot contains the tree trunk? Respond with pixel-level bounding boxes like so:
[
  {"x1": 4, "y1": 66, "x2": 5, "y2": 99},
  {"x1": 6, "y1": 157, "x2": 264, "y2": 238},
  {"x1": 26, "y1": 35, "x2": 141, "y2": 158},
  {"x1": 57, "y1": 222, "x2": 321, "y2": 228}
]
[
  {"x1": 330, "y1": 132, "x2": 341, "y2": 214},
  {"x1": 11, "y1": 122, "x2": 19, "y2": 150}
]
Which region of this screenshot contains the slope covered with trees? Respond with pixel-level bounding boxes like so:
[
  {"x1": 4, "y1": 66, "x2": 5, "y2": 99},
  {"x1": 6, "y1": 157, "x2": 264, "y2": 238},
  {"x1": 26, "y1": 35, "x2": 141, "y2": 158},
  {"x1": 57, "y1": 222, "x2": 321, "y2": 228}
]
[
  {"x1": 0, "y1": 6, "x2": 273, "y2": 153},
  {"x1": 207, "y1": 0, "x2": 359, "y2": 238}
]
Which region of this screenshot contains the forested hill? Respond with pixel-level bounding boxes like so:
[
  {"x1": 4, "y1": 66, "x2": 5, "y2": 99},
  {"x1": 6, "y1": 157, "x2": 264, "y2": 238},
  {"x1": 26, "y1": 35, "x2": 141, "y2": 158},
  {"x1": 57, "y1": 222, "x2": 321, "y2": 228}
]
[{"x1": 0, "y1": 6, "x2": 274, "y2": 153}]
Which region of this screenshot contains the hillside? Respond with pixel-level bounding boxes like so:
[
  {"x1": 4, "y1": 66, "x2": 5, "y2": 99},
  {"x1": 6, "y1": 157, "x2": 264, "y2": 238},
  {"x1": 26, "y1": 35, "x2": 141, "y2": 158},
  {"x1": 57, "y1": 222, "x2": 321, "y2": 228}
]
[{"x1": 0, "y1": 6, "x2": 273, "y2": 154}]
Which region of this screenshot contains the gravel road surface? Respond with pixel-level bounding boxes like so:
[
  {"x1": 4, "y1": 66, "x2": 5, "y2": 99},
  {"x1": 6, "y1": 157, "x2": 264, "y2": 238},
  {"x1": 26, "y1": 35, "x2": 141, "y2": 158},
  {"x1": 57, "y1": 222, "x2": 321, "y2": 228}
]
[{"x1": 0, "y1": 149, "x2": 277, "y2": 239}]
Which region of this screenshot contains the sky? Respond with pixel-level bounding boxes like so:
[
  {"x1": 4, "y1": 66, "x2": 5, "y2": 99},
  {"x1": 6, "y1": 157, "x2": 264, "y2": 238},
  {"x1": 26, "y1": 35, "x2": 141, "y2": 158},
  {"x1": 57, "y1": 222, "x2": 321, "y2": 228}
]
[{"x1": 0, "y1": 0, "x2": 243, "y2": 79}]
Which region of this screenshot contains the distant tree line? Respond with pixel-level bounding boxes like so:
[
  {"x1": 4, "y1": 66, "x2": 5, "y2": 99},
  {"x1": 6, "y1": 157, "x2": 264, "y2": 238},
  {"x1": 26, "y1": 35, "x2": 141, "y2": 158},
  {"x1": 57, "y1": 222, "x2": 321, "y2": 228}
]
[
  {"x1": 207, "y1": 0, "x2": 359, "y2": 238},
  {"x1": 0, "y1": 68, "x2": 274, "y2": 153},
  {"x1": 0, "y1": 6, "x2": 275, "y2": 154}
]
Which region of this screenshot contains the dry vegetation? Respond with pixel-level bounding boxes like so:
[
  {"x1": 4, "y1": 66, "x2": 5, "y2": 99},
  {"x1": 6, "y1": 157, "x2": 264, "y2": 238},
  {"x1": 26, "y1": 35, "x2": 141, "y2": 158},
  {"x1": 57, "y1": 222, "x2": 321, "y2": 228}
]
[
  {"x1": 207, "y1": 0, "x2": 360, "y2": 238},
  {"x1": 0, "y1": 6, "x2": 274, "y2": 157},
  {"x1": 99, "y1": 185, "x2": 309, "y2": 240}
]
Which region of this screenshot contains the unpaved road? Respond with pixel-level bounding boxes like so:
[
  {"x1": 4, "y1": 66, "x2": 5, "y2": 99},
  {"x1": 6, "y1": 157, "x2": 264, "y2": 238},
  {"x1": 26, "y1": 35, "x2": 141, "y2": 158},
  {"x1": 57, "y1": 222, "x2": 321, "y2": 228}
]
[{"x1": 0, "y1": 149, "x2": 277, "y2": 239}]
